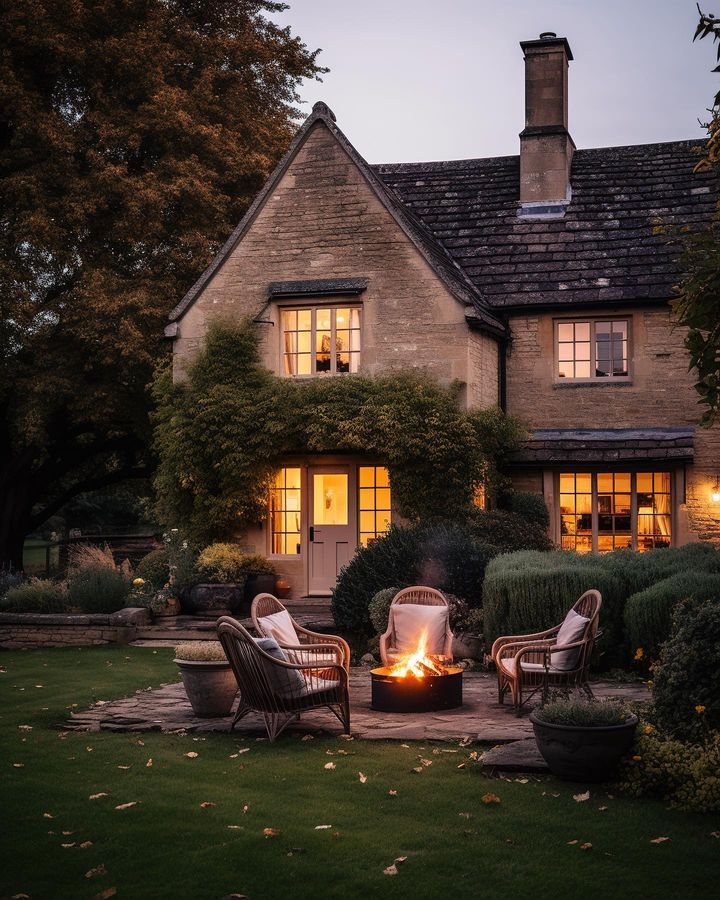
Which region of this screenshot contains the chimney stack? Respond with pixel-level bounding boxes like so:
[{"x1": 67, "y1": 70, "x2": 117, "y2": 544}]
[{"x1": 519, "y1": 32, "x2": 574, "y2": 215}]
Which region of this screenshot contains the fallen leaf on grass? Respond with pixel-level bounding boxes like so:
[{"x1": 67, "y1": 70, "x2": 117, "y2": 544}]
[
  {"x1": 117, "y1": 765, "x2": 131, "y2": 770},
  {"x1": 338, "y1": 734, "x2": 354, "y2": 741},
  {"x1": 388, "y1": 790, "x2": 398, "y2": 796},
  {"x1": 598, "y1": 806, "x2": 608, "y2": 812},
  {"x1": 89, "y1": 793, "x2": 108, "y2": 800},
  {"x1": 418, "y1": 757, "x2": 432, "y2": 767},
  {"x1": 401, "y1": 743, "x2": 410, "y2": 749},
  {"x1": 358, "y1": 772, "x2": 367, "y2": 783},
  {"x1": 42, "y1": 812, "x2": 54, "y2": 818},
  {"x1": 580, "y1": 843, "x2": 593, "y2": 851},
  {"x1": 573, "y1": 791, "x2": 590, "y2": 803},
  {"x1": 200, "y1": 802, "x2": 216, "y2": 808},
  {"x1": 18, "y1": 725, "x2": 32, "y2": 732},
  {"x1": 383, "y1": 865, "x2": 398, "y2": 876},
  {"x1": 459, "y1": 812, "x2": 472, "y2": 819},
  {"x1": 711, "y1": 832, "x2": 720, "y2": 839},
  {"x1": 515, "y1": 778, "x2": 529, "y2": 784},
  {"x1": 61, "y1": 842, "x2": 76, "y2": 848},
  {"x1": 62, "y1": 830, "x2": 73, "y2": 835},
  {"x1": 227, "y1": 825, "x2": 243, "y2": 830},
  {"x1": 411, "y1": 767, "x2": 423, "y2": 774},
  {"x1": 114, "y1": 802, "x2": 138, "y2": 811},
  {"x1": 220, "y1": 894, "x2": 248, "y2": 899},
  {"x1": 12, "y1": 763, "x2": 24, "y2": 768},
  {"x1": 85, "y1": 864, "x2": 107, "y2": 879},
  {"x1": 146, "y1": 759, "x2": 153, "y2": 768},
  {"x1": 567, "y1": 840, "x2": 578, "y2": 845},
  {"x1": 481, "y1": 793, "x2": 501, "y2": 805},
  {"x1": 301, "y1": 734, "x2": 314, "y2": 741},
  {"x1": 86, "y1": 747, "x2": 94, "y2": 752},
  {"x1": 324, "y1": 762, "x2": 336, "y2": 770},
  {"x1": 80, "y1": 841, "x2": 93, "y2": 848},
  {"x1": 315, "y1": 825, "x2": 333, "y2": 830},
  {"x1": 457, "y1": 763, "x2": 466, "y2": 770},
  {"x1": 650, "y1": 836, "x2": 671, "y2": 844},
  {"x1": 263, "y1": 828, "x2": 280, "y2": 838},
  {"x1": 185, "y1": 752, "x2": 198, "y2": 759},
  {"x1": 243, "y1": 804, "x2": 249, "y2": 814},
  {"x1": 459, "y1": 736, "x2": 473, "y2": 747},
  {"x1": 286, "y1": 847, "x2": 305, "y2": 856},
  {"x1": 93, "y1": 888, "x2": 117, "y2": 899},
  {"x1": 395, "y1": 856, "x2": 408, "y2": 864}
]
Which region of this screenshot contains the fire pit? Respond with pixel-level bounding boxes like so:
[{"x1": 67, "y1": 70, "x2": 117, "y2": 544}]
[{"x1": 370, "y1": 630, "x2": 463, "y2": 713}]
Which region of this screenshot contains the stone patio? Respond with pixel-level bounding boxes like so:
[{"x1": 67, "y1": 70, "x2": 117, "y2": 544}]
[{"x1": 68, "y1": 669, "x2": 650, "y2": 743}]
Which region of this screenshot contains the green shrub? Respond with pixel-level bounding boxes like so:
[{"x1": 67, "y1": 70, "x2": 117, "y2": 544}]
[
  {"x1": 195, "y1": 543, "x2": 248, "y2": 584},
  {"x1": 67, "y1": 565, "x2": 130, "y2": 613},
  {"x1": 239, "y1": 554, "x2": 276, "y2": 576},
  {"x1": 368, "y1": 588, "x2": 398, "y2": 635},
  {"x1": 135, "y1": 547, "x2": 170, "y2": 589},
  {"x1": 497, "y1": 490, "x2": 550, "y2": 529},
  {"x1": 469, "y1": 509, "x2": 553, "y2": 553},
  {"x1": 624, "y1": 572, "x2": 720, "y2": 657},
  {"x1": 652, "y1": 597, "x2": 720, "y2": 741},
  {"x1": 1, "y1": 578, "x2": 67, "y2": 613},
  {"x1": 332, "y1": 523, "x2": 496, "y2": 634},
  {"x1": 534, "y1": 697, "x2": 631, "y2": 727},
  {"x1": 483, "y1": 555, "x2": 625, "y2": 654},
  {"x1": 617, "y1": 727, "x2": 720, "y2": 813}
]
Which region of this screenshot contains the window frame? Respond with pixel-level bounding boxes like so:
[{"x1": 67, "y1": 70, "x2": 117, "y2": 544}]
[
  {"x1": 269, "y1": 466, "x2": 303, "y2": 558},
  {"x1": 554, "y1": 317, "x2": 632, "y2": 383},
  {"x1": 556, "y1": 470, "x2": 673, "y2": 552},
  {"x1": 357, "y1": 465, "x2": 392, "y2": 547},
  {"x1": 279, "y1": 303, "x2": 362, "y2": 378}
]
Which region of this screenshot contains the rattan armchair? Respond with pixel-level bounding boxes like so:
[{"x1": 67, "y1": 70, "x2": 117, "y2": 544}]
[
  {"x1": 216, "y1": 616, "x2": 350, "y2": 741},
  {"x1": 251, "y1": 593, "x2": 350, "y2": 671},
  {"x1": 491, "y1": 589, "x2": 602, "y2": 714},
  {"x1": 380, "y1": 586, "x2": 453, "y2": 665}
]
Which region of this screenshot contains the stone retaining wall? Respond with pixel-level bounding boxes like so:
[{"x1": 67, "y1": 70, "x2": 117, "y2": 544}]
[{"x1": 0, "y1": 608, "x2": 151, "y2": 649}]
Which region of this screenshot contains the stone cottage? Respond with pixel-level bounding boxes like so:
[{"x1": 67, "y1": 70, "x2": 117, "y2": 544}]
[{"x1": 166, "y1": 32, "x2": 720, "y2": 596}]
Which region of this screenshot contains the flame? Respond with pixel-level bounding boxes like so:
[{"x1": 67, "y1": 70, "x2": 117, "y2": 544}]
[{"x1": 385, "y1": 629, "x2": 449, "y2": 678}]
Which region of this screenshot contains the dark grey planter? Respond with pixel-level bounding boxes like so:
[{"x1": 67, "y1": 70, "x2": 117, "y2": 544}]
[
  {"x1": 175, "y1": 659, "x2": 238, "y2": 717},
  {"x1": 530, "y1": 711, "x2": 638, "y2": 783},
  {"x1": 183, "y1": 583, "x2": 246, "y2": 615},
  {"x1": 244, "y1": 573, "x2": 276, "y2": 604},
  {"x1": 452, "y1": 633, "x2": 483, "y2": 660}
]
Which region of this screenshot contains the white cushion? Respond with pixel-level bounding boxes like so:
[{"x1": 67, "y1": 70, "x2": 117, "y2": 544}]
[
  {"x1": 391, "y1": 603, "x2": 448, "y2": 655},
  {"x1": 253, "y1": 637, "x2": 304, "y2": 699},
  {"x1": 258, "y1": 609, "x2": 297, "y2": 647},
  {"x1": 551, "y1": 609, "x2": 591, "y2": 670},
  {"x1": 286, "y1": 648, "x2": 338, "y2": 667},
  {"x1": 502, "y1": 657, "x2": 567, "y2": 676}
]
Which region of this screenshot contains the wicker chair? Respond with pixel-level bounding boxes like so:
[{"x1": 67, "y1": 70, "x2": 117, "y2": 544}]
[
  {"x1": 380, "y1": 586, "x2": 453, "y2": 665},
  {"x1": 251, "y1": 594, "x2": 350, "y2": 671},
  {"x1": 216, "y1": 616, "x2": 350, "y2": 741},
  {"x1": 491, "y1": 590, "x2": 602, "y2": 714}
]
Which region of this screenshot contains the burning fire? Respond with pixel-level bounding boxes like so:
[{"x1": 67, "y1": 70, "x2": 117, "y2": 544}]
[{"x1": 385, "y1": 629, "x2": 450, "y2": 678}]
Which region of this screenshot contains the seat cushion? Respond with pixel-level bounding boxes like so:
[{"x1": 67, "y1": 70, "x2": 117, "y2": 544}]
[
  {"x1": 502, "y1": 657, "x2": 568, "y2": 676},
  {"x1": 392, "y1": 603, "x2": 448, "y2": 655},
  {"x1": 551, "y1": 609, "x2": 591, "y2": 670},
  {"x1": 286, "y1": 648, "x2": 338, "y2": 667},
  {"x1": 258, "y1": 609, "x2": 298, "y2": 647},
  {"x1": 253, "y1": 637, "x2": 305, "y2": 699}
]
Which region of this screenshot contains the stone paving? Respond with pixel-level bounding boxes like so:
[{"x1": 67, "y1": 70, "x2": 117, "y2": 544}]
[{"x1": 68, "y1": 669, "x2": 649, "y2": 744}]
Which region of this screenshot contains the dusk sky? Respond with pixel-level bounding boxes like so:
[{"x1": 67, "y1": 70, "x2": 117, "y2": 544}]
[{"x1": 275, "y1": 0, "x2": 717, "y2": 163}]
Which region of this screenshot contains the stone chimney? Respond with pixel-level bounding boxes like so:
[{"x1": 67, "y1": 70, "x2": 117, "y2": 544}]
[{"x1": 519, "y1": 32, "x2": 574, "y2": 216}]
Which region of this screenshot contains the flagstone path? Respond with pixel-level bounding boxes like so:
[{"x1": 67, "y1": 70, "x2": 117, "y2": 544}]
[{"x1": 68, "y1": 670, "x2": 649, "y2": 744}]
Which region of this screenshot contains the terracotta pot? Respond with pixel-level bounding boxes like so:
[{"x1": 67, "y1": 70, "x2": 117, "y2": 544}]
[
  {"x1": 175, "y1": 658, "x2": 238, "y2": 717},
  {"x1": 275, "y1": 578, "x2": 291, "y2": 599},
  {"x1": 154, "y1": 597, "x2": 181, "y2": 617},
  {"x1": 530, "y1": 712, "x2": 638, "y2": 782}
]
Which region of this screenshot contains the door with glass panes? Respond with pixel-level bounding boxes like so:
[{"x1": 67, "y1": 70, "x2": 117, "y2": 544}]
[{"x1": 308, "y1": 467, "x2": 356, "y2": 594}]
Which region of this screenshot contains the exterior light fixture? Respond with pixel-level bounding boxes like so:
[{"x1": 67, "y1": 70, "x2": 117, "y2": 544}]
[{"x1": 712, "y1": 477, "x2": 720, "y2": 504}]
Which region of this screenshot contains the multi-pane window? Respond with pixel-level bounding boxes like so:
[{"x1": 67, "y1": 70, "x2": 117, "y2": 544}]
[
  {"x1": 270, "y1": 467, "x2": 302, "y2": 555},
  {"x1": 281, "y1": 307, "x2": 361, "y2": 376},
  {"x1": 556, "y1": 320, "x2": 629, "y2": 380},
  {"x1": 358, "y1": 466, "x2": 391, "y2": 546},
  {"x1": 558, "y1": 471, "x2": 671, "y2": 552}
]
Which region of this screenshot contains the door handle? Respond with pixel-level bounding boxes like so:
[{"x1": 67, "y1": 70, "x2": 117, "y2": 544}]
[{"x1": 310, "y1": 526, "x2": 315, "y2": 542}]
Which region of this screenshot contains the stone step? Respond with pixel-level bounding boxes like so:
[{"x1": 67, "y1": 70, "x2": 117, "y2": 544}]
[{"x1": 480, "y1": 737, "x2": 549, "y2": 772}]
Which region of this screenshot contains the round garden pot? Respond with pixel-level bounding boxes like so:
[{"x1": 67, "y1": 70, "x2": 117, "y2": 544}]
[
  {"x1": 183, "y1": 583, "x2": 245, "y2": 616},
  {"x1": 175, "y1": 659, "x2": 238, "y2": 717},
  {"x1": 244, "y1": 573, "x2": 276, "y2": 604},
  {"x1": 529, "y1": 711, "x2": 638, "y2": 783}
]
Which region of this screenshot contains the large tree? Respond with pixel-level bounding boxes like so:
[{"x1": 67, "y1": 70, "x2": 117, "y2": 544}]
[
  {"x1": 670, "y1": 8, "x2": 720, "y2": 426},
  {"x1": 0, "y1": 0, "x2": 323, "y2": 568}
]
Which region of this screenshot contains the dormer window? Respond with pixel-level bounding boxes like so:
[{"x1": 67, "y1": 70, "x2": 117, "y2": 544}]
[
  {"x1": 281, "y1": 306, "x2": 361, "y2": 376},
  {"x1": 556, "y1": 319, "x2": 630, "y2": 381}
]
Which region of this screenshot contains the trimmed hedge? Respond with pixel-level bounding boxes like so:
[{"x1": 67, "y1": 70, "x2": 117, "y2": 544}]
[
  {"x1": 332, "y1": 523, "x2": 495, "y2": 634},
  {"x1": 624, "y1": 572, "x2": 720, "y2": 656},
  {"x1": 469, "y1": 509, "x2": 553, "y2": 553}
]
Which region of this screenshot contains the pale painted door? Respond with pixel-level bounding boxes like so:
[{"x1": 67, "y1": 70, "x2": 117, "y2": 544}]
[{"x1": 308, "y1": 467, "x2": 356, "y2": 594}]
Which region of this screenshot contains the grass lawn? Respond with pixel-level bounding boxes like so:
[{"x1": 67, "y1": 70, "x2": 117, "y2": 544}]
[{"x1": 1, "y1": 647, "x2": 718, "y2": 900}]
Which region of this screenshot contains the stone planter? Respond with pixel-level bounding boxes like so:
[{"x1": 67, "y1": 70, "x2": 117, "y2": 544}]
[
  {"x1": 452, "y1": 632, "x2": 483, "y2": 660},
  {"x1": 154, "y1": 597, "x2": 181, "y2": 618},
  {"x1": 183, "y1": 583, "x2": 246, "y2": 616},
  {"x1": 244, "y1": 573, "x2": 276, "y2": 604},
  {"x1": 529, "y1": 711, "x2": 638, "y2": 783},
  {"x1": 175, "y1": 658, "x2": 238, "y2": 717}
]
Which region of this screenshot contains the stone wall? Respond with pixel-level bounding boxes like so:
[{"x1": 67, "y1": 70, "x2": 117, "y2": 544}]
[
  {"x1": 172, "y1": 121, "x2": 498, "y2": 409},
  {"x1": 505, "y1": 305, "x2": 720, "y2": 543},
  {"x1": 0, "y1": 608, "x2": 150, "y2": 649}
]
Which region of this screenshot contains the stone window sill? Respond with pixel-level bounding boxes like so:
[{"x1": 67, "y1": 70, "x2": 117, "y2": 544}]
[{"x1": 553, "y1": 379, "x2": 633, "y2": 390}]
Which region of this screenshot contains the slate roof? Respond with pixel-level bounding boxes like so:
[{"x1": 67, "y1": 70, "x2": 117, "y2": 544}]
[
  {"x1": 509, "y1": 427, "x2": 695, "y2": 464},
  {"x1": 374, "y1": 140, "x2": 718, "y2": 310}
]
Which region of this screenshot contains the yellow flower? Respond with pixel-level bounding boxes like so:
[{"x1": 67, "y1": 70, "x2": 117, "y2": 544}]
[
  {"x1": 695, "y1": 705, "x2": 706, "y2": 714},
  {"x1": 133, "y1": 577, "x2": 145, "y2": 586},
  {"x1": 643, "y1": 724, "x2": 653, "y2": 734},
  {"x1": 634, "y1": 648, "x2": 644, "y2": 661}
]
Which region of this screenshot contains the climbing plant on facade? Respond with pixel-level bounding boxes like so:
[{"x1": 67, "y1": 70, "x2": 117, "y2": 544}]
[{"x1": 153, "y1": 320, "x2": 526, "y2": 544}]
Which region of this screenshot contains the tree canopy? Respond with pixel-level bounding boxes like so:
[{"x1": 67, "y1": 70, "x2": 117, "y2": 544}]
[
  {"x1": 0, "y1": 0, "x2": 324, "y2": 568},
  {"x1": 153, "y1": 319, "x2": 526, "y2": 545}
]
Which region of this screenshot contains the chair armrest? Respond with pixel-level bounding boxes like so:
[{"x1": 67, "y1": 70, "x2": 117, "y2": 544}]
[
  {"x1": 491, "y1": 626, "x2": 560, "y2": 661},
  {"x1": 294, "y1": 626, "x2": 351, "y2": 668},
  {"x1": 379, "y1": 629, "x2": 392, "y2": 665}
]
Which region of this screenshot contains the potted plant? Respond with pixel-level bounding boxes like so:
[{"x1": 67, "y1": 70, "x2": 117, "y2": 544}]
[
  {"x1": 241, "y1": 555, "x2": 277, "y2": 604},
  {"x1": 174, "y1": 641, "x2": 238, "y2": 717},
  {"x1": 184, "y1": 543, "x2": 247, "y2": 615},
  {"x1": 449, "y1": 600, "x2": 484, "y2": 660},
  {"x1": 530, "y1": 696, "x2": 638, "y2": 782},
  {"x1": 274, "y1": 576, "x2": 291, "y2": 599}
]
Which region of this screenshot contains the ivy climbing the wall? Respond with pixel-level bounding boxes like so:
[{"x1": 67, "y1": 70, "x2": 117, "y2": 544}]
[{"x1": 153, "y1": 319, "x2": 526, "y2": 543}]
